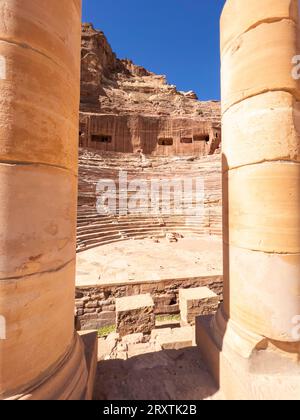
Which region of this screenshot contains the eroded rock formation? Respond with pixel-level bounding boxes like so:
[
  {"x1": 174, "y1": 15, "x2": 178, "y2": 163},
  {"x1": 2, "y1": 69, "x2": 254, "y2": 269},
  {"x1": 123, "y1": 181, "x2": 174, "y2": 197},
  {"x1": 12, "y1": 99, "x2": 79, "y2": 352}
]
[
  {"x1": 81, "y1": 23, "x2": 220, "y2": 119},
  {"x1": 80, "y1": 23, "x2": 221, "y2": 155}
]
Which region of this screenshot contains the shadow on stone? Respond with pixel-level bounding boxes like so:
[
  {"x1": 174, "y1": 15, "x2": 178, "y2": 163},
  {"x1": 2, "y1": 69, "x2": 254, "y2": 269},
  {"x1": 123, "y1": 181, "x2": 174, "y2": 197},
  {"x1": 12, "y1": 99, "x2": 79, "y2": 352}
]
[{"x1": 93, "y1": 347, "x2": 220, "y2": 400}]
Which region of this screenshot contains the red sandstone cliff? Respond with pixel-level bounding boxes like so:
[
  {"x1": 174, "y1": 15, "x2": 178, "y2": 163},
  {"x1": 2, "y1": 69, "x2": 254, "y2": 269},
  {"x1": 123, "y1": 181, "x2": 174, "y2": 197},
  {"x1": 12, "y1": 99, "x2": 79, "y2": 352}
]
[{"x1": 80, "y1": 23, "x2": 221, "y2": 124}]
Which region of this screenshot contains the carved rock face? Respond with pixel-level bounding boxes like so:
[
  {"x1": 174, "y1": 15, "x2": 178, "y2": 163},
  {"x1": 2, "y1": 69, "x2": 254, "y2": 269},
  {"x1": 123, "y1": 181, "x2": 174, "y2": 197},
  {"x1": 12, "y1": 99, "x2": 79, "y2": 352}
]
[{"x1": 80, "y1": 23, "x2": 221, "y2": 123}]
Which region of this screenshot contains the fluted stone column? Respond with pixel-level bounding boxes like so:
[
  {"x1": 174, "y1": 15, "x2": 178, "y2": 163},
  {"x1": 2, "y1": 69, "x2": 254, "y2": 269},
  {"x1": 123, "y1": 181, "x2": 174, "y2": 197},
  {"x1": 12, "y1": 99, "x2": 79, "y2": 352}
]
[
  {"x1": 0, "y1": 0, "x2": 95, "y2": 400},
  {"x1": 197, "y1": 0, "x2": 300, "y2": 400}
]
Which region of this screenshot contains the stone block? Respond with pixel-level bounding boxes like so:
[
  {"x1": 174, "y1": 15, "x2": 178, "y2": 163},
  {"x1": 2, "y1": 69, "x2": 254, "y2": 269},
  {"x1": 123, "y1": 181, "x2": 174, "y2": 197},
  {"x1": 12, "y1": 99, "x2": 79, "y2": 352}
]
[
  {"x1": 97, "y1": 333, "x2": 119, "y2": 360},
  {"x1": 221, "y1": 19, "x2": 300, "y2": 113},
  {"x1": 179, "y1": 287, "x2": 219, "y2": 326},
  {"x1": 122, "y1": 333, "x2": 144, "y2": 345},
  {"x1": 221, "y1": 0, "x2": 298, "y2": 52},
  {"x1": 127, "y1": 342, "x2": 156, "y2": 358},
  {"x1": 85, "y1": 301, "x2": 98, "y2": 309},
  {"x1": 224, "y1": 162, "x2": 300, "y2": 254},
  {"x1": 0, "y1": 165, "x2": 77, "y2": 280},
  {"x1": 223, "y1": 244, "x2": 300, "y2": 341},
  {"x1": 75, "y1": 300, "x2": 84, "y2": 309},
  {"x1": 84, "y1": 308, "x2": 97, "y2": 314},
  {"x1": 116, "y1": 294, "x2": 155, "y2": 337},
  {"x1": 0, "y1": 42, "x2": 79, "y2": 171},
  {"x1": 151, "y1": 328, "x2": 172, "y2": 341},
  {"x1": 196, "y1": 315, "x2": 300, "y2": 400},
  {"x1": 0, "y1": 261, "x2": 76, "y2": 394},
  {"x1": 78, "y1": 330, "x2": 98, "y2": 400},
  {"x1": 222, "y1": 91, "x2": 300, "y2": 169},
  {"x1": 0, "y1": 0, "x2": 82, "y2": 75},
  {"x1": 78, "y1": 311, "x2": 115, "y2": 330},
  {"x1": 154, "y1": 326, "x2": 195, "y2": 350}
]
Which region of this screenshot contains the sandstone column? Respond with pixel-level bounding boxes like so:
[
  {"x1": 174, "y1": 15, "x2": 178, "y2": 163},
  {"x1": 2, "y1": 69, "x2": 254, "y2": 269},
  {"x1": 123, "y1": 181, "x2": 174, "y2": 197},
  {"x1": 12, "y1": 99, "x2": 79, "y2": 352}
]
[
  {"x1": 197, "y1": 0, "x2": 300, "y2": 399},
  {"x1": 0, "y1": 0, "x2": 95, "y2": 400}
]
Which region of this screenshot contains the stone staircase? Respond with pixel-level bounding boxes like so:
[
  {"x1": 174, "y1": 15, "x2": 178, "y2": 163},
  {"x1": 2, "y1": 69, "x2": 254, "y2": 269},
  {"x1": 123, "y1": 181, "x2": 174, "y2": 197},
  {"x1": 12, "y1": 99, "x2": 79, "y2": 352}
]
[{"x1": 77, "y1": 149, "x2": 222, "y2": 252}]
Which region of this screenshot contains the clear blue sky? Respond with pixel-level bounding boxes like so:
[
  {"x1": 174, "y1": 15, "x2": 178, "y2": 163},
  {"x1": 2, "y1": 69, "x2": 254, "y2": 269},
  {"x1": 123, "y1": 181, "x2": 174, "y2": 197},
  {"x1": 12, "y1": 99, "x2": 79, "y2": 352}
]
[{"x1": 82, "y1": 0, "x2": 226, "y2": 101}]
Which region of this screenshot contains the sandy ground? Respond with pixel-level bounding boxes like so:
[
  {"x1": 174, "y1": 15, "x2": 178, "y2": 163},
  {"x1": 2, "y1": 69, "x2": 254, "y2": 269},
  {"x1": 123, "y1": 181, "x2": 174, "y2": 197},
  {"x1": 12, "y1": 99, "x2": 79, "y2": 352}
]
[
  {"x1": 76, "y1": 236, "x2": 222, "y2": 286},
  {"x1": 94, "y1": 344, "x2": 223, "y2": 401}
]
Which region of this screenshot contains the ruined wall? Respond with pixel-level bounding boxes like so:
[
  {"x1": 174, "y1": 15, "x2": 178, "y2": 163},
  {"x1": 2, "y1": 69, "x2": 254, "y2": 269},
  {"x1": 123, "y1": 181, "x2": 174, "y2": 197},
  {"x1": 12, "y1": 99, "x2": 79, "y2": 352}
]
[{"x1": 75, "y1": 275, "x2": 223, "y2": 330}]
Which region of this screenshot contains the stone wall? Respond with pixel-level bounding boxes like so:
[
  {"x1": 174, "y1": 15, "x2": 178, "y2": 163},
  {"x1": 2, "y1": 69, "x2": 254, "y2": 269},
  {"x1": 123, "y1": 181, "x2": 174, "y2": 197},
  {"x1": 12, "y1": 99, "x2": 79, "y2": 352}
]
[
  {"x1": 79, "y1": 113, "x2": 220, "y2": 156},
  {"x1": 75, "y1": 275, "x2": 223, "y2": 330}
]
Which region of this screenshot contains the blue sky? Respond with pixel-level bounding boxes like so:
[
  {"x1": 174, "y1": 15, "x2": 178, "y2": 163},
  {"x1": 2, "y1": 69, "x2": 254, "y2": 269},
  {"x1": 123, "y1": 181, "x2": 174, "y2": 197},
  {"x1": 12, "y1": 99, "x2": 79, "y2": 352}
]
[{"x1": 82, "y1": 0, "x2": 226, "y2": 100}]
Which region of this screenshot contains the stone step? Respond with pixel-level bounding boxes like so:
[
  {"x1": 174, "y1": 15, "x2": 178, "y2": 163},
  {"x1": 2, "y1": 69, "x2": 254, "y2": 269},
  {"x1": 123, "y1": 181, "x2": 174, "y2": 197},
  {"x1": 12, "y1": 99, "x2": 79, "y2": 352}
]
[{"x1": 151, "y1": 326, "x2": 195, "y2": 350}]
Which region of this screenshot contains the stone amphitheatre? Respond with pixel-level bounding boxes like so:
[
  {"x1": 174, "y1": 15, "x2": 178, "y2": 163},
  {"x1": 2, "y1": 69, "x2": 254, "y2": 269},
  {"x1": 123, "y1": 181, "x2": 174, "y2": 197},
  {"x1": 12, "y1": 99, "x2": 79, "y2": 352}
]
[{"x1": 0, "y1": 0, "x2": 299, "y2": 401}]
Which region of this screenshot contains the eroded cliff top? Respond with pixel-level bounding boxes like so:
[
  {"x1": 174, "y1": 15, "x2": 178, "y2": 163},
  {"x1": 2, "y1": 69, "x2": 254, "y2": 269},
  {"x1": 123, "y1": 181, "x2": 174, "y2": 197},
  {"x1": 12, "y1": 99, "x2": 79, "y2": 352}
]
[{"x1": 81, "y1": 23, "x2": 220, "y2": 124}]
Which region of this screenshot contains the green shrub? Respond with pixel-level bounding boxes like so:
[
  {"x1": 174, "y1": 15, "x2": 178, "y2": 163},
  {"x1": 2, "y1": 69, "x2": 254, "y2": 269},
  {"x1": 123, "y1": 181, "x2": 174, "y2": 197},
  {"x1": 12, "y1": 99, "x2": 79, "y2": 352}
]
[{"x1": 97, "y1": 325, "x2": 116, "y2": 338}]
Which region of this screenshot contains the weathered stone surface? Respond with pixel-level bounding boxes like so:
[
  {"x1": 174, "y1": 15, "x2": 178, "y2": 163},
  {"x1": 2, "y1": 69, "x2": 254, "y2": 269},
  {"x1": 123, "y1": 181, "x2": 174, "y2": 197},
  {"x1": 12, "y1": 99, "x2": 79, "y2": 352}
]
[
  {"x1": 76, "y1": 155, "x2": 222, "y2": 254},
  {"x1": 116, "y1": 294, "x2": 155, "y2": 337},
  {"x1": 154, "y1": 326, "x2": 195, "y2": 350},
  {"x1": 78, "y1": 310, "x2": 115, "y2": 330},
  {"x1": 79, "y1": 23, "x2": 221, "y2": 156},
  {"x1": 0, "y1": 262, "x2": 76, "y2": 395},
  {"x1": 221, "y1": 0, "x2": 298, "y2": 52},
  {"x1": 221, "y1": 19, "x2": 300, "y2": 113},
  {"x1": 85, "y1": 301, "x2": 98, "y2": 309},
  {"x1": 0, "y1": 165, "x2": 77, "y2": 280},
  {"x1": 0, "y1": 1, "x2": 81, "y2": 172},
  {"x1": 151, "y1": 328, "x2": 173, "y2": 341},
  {"x1": 197, "y1": 0, "x2": 300, "y2": 401},
  {"x1": 97, "y1": 333, "x2": 119, "y2": 361},
  {"x1": 224, "y1": 162, "x2": 300, "y2": 254},
  {"x1": 0, "y1": 0, "x2": 95, "y2": 401},
  {"x1": 122, "y1": 333, "x2": 144, "y2": 345},
  {"x1": 94, "y1": 341, "x2": 222, "y2": 400},
  {"x1": 75, "y1": 272, "x2": 223, "y2": 332},
  {"x1": 84, "y1": 308, "x2": 97, "y2": 314},
  {"x1": 224, "y1": 244, "x2": 300, "y2": 341},
  {"x1": 127, "y1": 342, "x2": 157, "y2": 358},
  {"x1": 222, "y1": 91, "x2": 300, "y2": 169},
  {"x1": 81, "y1": 24, "x2": 220, "y2": 120},
  {"x1": 99, "y1": 324, "x2": 197, "y2": 362},
  {"x1": 153, "y1": 294, "x2": 179, "y2": 315},
  {"x1": 0, "y1": 0, "x2": 82, "y2": 76},
  {"x1": 179, "y1": 287, "x2": 219, "y2": 326}
]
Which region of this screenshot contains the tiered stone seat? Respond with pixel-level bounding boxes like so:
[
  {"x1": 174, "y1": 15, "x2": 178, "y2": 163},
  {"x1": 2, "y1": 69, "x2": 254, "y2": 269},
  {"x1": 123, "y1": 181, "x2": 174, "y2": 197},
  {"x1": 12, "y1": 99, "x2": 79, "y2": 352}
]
[{"x1": 77, "y1": 149, "x2": 222, "y2": 252}]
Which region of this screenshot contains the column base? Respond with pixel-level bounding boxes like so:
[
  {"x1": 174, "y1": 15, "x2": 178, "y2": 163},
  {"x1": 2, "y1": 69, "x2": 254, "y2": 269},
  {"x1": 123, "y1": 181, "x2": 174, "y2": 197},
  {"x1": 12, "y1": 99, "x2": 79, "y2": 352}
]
[
  {"x1": 78, "y1": 330, "x2": 98, "y2": 400},
  {"x1": 6, "y1": 331, "x2": 98, "y2": 400},
  {"x1": 196, "y1": 310, "x2": 300, "y2": 400}
]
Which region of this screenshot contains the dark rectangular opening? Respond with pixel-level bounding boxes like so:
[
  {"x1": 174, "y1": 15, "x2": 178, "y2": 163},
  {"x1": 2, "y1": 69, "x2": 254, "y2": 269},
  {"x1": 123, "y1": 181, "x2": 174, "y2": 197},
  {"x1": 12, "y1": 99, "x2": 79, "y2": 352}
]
[
  {"x1": 194, "y1": 135, "x2": 210, "y2": 143},
  {"x1": 91, "y1": 135, "x2": 112, "y2": 143},
  {"x1": 158, "y1": 138, "x2": 173, "y2": 146},
  {"x1": 180, "y1": 138, "x2": 193, "y2": 144}
]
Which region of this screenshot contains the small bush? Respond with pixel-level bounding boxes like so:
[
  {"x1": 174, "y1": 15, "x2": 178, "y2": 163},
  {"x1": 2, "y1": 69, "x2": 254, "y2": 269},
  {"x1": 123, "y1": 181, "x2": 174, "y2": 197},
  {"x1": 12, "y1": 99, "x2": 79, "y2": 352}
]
[{"x1": 97, "y1": 325, "x2": 116, "y2": 338}]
